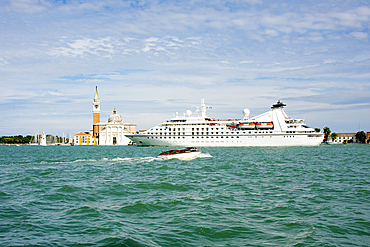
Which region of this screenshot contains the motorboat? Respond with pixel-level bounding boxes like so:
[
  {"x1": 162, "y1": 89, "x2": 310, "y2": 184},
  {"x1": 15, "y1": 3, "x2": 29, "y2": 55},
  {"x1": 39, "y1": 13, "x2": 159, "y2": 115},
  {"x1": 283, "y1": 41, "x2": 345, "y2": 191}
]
[{"x1": 157, "y1": 147, "x2": 201, "y2": 160}]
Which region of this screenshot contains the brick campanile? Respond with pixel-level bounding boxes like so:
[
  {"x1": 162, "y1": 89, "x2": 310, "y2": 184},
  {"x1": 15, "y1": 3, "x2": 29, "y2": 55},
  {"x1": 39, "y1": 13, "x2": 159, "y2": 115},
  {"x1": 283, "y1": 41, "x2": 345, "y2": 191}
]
[{"x1": 93, "y1": 86, "x2": 100, "y2": 126}]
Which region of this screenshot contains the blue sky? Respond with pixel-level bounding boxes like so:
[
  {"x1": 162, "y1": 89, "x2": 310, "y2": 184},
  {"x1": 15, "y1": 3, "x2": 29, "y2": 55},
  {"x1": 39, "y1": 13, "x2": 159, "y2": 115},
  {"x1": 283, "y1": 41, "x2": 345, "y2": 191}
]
[{"x1": 1, "y1": 0, "x2": 370, "y2": 136}]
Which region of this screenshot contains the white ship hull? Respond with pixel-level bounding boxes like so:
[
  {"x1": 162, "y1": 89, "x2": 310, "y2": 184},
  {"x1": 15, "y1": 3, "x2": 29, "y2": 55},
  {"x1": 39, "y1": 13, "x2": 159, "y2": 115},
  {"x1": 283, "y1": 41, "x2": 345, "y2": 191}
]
[
  {"x1": 126, "y1": 133, "x2": 323, "y2": 147},
  {"x1": 126, "y1": 99, "x2": 324, "y2": 147}
]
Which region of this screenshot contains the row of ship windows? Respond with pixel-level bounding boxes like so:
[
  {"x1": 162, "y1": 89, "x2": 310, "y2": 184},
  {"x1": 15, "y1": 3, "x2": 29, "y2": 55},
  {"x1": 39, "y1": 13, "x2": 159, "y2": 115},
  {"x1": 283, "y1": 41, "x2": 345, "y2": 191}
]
[
  {"x1": 158, "y1": 125, "x2": 309, "y2": 129},
  {"x1": 151, "y1": 127, "x2": 315, "y2": 134},
  {"x1": 153, "y1": 127, "x2": 223, "y2": 131},
  {"x1": 147, "y1": 131, "x2": 275, "y2": 135},
  {"x1": 149, "y1": 136, "x2": 240, "y2": 139},
  {"x1": 149, "y1": 130, "x2": 308, "y2": 134},
  {"x1": 163, "y1": 123, "x2": 221, "y2": 126},
  {"x1": 147, "y1": 136, "x2": 299, "y2": 139}
]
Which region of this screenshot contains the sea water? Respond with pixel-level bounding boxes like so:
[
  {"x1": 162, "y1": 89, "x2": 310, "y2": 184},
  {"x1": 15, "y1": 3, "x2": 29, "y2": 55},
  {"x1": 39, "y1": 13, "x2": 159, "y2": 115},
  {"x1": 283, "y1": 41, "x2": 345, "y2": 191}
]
[{"x1": 0, "y1": 145, "x2": 369, "y2": 246}]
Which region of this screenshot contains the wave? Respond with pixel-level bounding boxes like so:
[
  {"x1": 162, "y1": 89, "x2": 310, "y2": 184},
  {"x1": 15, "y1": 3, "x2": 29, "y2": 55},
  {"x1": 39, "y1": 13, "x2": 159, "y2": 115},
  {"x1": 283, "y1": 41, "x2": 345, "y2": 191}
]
[
  {"x1": 99, "y1": 153, "x2": 212, "y2": 163},
  {"x1": 3, "y1": 153, "x2": 213, "y2": 167},
  {"x1": 198, "y1": 152, "x2": 213, "y2": 158}
]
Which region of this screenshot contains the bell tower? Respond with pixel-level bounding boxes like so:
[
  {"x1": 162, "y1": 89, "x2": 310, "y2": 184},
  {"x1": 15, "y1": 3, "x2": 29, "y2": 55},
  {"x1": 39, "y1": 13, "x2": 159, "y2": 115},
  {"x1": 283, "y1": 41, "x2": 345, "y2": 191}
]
[
  {"x1": 92, "y1": 86, "x2": 101, "y2": 142},
  {"x1": 93, "y1": 86, "x2": 100, "y2": 125}
]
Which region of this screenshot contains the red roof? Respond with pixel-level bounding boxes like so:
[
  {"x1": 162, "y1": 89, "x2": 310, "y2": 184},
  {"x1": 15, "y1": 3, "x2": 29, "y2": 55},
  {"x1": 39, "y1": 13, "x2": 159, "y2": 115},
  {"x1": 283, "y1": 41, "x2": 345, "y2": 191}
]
[{"x1": 74, "y1": 132, "x2": 92, "y2": 136}]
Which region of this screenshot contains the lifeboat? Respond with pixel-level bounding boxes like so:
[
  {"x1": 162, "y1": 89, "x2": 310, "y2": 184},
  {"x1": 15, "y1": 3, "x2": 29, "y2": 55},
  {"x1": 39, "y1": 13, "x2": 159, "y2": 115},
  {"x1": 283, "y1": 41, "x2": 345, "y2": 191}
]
[
  {"x1": 157, "y1": 147, "x2": 201, "y2": 160},
  {"x1": 256, "y1": 122, "x2": 274, "y2": 129},
  {"x1": 238, "y1": 122, "x2": 256, "y2": 129},
  {"x1": 226, "y1": 123, "x2": 237, "y2": 128}
]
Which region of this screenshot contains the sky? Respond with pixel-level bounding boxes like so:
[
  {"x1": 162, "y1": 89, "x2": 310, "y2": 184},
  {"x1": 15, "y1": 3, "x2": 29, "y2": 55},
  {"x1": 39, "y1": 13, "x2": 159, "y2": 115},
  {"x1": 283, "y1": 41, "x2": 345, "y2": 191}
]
[{"x1": 1, "y1": 0, "x2": 370, "y2": 136}]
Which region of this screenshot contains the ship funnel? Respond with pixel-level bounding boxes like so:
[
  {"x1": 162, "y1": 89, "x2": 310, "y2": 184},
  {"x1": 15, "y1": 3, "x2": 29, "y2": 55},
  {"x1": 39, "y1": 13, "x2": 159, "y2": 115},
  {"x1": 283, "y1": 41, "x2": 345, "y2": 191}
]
[{"x1": 272, "y1": 100, "x2": 286, "y2": 109}]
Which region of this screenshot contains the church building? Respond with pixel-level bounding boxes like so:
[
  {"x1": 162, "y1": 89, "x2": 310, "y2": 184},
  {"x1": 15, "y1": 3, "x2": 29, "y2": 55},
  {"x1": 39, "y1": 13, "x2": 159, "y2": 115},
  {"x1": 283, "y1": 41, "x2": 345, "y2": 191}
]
[{"x1": 74, "y1": 87, "x2": 136, "y2": 145}]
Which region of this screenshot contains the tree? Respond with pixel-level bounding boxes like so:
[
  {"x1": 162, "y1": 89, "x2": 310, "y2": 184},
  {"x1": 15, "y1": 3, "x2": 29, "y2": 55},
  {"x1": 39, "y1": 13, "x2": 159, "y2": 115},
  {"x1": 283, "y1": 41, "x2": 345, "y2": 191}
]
[
  {"x1": 356, "y1": 131, "x2": 366, "y2": 143},
  {"x1": 314, "y1": 128, "x2": 321, "y2": 133},
  {"x1": 331, "y1": 132, "x2": 338, "y2": 141},
  {"x1": 323, "y1": 127, "x2": 331, "y2": 142},
  {"x1": 0, "y1": 135, "x2": 32, "y2": 144}
]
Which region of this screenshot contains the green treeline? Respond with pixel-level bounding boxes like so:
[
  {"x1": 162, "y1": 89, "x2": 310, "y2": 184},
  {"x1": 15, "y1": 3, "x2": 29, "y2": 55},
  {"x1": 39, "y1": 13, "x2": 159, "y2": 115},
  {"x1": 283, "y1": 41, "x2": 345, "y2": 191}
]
[
  {"x1": 0, "y1": 135, "x2": 33, "y2": 144},
  {"x1": 0, "y1": 135, "x2": 70, "y2": 144}
]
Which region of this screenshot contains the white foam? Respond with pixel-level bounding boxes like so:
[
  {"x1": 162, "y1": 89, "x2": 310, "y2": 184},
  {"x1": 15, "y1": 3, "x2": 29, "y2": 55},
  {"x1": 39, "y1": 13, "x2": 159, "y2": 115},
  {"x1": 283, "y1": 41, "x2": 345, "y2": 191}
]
[{"x1": 198, "y1": 153, "x2": 213, "y2": 158}]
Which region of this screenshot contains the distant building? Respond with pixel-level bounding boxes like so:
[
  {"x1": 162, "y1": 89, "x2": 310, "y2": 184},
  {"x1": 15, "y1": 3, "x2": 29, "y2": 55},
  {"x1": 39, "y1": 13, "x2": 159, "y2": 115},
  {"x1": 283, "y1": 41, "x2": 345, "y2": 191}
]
[
  {"x1": 74, "y1": 86, "x2": 136, "y2": 145},
  {"x1": 95, "y1": 108, "x2": 136, "y2": 145},
  {"x1": 332, "y1": 132, "x2": 370, "y2": 144},
  {"x1": 74, "y1": 131, "x2": 95, "y2": 145},
  {"x1": 332, "y1": 133, "x2": 356, "y2": 144}
]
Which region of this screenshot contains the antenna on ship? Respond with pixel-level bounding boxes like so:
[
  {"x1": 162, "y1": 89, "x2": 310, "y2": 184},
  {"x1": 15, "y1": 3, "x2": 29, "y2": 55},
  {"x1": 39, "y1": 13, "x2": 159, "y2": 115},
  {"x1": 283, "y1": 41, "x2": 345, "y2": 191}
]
[
  {"x1": 196, "y1": 98, "x2": 207, "y2": 117},
  {"x1": 198, "y1": 98, "x2": 208, "y2": 118},
  {"x1": 201, "y1": 98, "x2": 206, "y2": 118},
  {"x1": 195, "y1": 98, "x2": 211, "y2": 118}
]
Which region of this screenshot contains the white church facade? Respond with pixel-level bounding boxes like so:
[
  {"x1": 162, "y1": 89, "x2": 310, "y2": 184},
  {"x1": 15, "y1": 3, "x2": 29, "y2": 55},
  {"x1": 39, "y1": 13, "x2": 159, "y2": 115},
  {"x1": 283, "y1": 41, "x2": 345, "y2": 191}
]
[
  {"x1": 95, "y1": 108, "x2": 135, "y2": 145},
  {"x1": 74, "y1": 87, "x2": 136, "y2": 146}
]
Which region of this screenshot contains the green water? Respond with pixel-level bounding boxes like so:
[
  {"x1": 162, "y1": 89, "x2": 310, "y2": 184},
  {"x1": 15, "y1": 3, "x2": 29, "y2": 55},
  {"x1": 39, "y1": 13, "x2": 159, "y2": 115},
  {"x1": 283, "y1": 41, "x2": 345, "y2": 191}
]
[{"x1": 1, "y1": 145, "x2": 369, "y2": 246}]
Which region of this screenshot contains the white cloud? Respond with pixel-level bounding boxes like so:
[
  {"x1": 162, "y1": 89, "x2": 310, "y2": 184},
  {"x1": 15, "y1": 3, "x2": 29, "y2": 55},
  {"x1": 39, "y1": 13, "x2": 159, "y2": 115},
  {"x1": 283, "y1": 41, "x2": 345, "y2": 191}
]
[
  {"x1": 307, "y1": 32, "x2": 325, "y2": 42},
  {"x1": 47, "y1": 91, "x2": 63, "y2": 96},
  {"x1": 49, "y1": 36, "x2": 202, "y2": 58},
  {"x1": 350, "y1": 32, "x2": 368, "y2": 39},
  {"x1": 0, "y1": 58, "x2": 8, "y2": 65},
  {"x1": 323, "y1": 59, "x2": 338, "y2": 64},
  {"x1": 49, "y1": 37, "x2": 116, "y2": 57},
  {"x1": 8, "y1": 0, "x2": 51, "y2": 13},
  {"x1": 265, "y1": 29, "x2": 279, "y2": 37},
  {"x1": 145, "y1": 37, "x2": 160, "y2": 43}
]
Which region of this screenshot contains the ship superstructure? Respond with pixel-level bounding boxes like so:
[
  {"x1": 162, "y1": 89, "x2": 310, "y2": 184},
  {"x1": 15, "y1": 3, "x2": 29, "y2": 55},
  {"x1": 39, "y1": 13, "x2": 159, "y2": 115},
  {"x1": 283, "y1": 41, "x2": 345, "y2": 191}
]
[{"x1": 125, "y1": 99, "x2": 324, "y2": 147}]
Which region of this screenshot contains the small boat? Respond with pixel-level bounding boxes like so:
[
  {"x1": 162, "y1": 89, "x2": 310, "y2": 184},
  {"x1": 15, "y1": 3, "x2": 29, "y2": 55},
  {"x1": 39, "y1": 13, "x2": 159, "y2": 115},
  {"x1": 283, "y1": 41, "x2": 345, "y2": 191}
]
[
  {"x1": 226, "y1": 123, "x2": 237, "y2": 128},
  {"x1": 238, "y1": 122, "x2": 256, "y2": 129},
  {"x1": 157, "y1": 147, "x2": 201, "y2": 160},
  {"x1": 29, "y1": 130, "x2": 47, "y2": 146},
  {"x1": 326, "y1": 137, "x2": 333, "y2": 145},
  {"x1": 256, "y1": 122, "x2": 274, "y2": 129}
]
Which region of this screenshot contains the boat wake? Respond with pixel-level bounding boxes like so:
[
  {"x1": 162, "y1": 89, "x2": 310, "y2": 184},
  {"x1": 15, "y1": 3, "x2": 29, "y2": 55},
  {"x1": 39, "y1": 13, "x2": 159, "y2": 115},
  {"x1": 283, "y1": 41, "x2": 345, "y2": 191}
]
[
  {"x1": 197, "y1": 152, "x2": 213, "y2": 158},
  {"x1": 104, "y1": 157, "x2": 160, "y2": 163},
  {"x1": 102, "y1": 153, "x2": 213, "y2": 163},
  {"x1": 34, "y1": 154, "x2": 214, "y2": 166}
]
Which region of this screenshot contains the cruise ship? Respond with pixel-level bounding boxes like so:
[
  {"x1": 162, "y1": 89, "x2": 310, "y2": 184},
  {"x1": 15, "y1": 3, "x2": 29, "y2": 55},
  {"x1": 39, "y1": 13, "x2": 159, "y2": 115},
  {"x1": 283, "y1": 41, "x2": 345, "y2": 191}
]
[{"x1": 126, "y1": 99, "x2": 324, "y2": 147}]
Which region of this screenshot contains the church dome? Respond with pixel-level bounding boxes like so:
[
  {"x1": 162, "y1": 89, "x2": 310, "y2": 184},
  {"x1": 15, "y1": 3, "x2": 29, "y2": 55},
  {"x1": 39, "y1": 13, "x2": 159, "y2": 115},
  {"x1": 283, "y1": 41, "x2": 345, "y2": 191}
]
[{"x1": 108, "y1": 109, "x2": 123, "y2": 123}]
